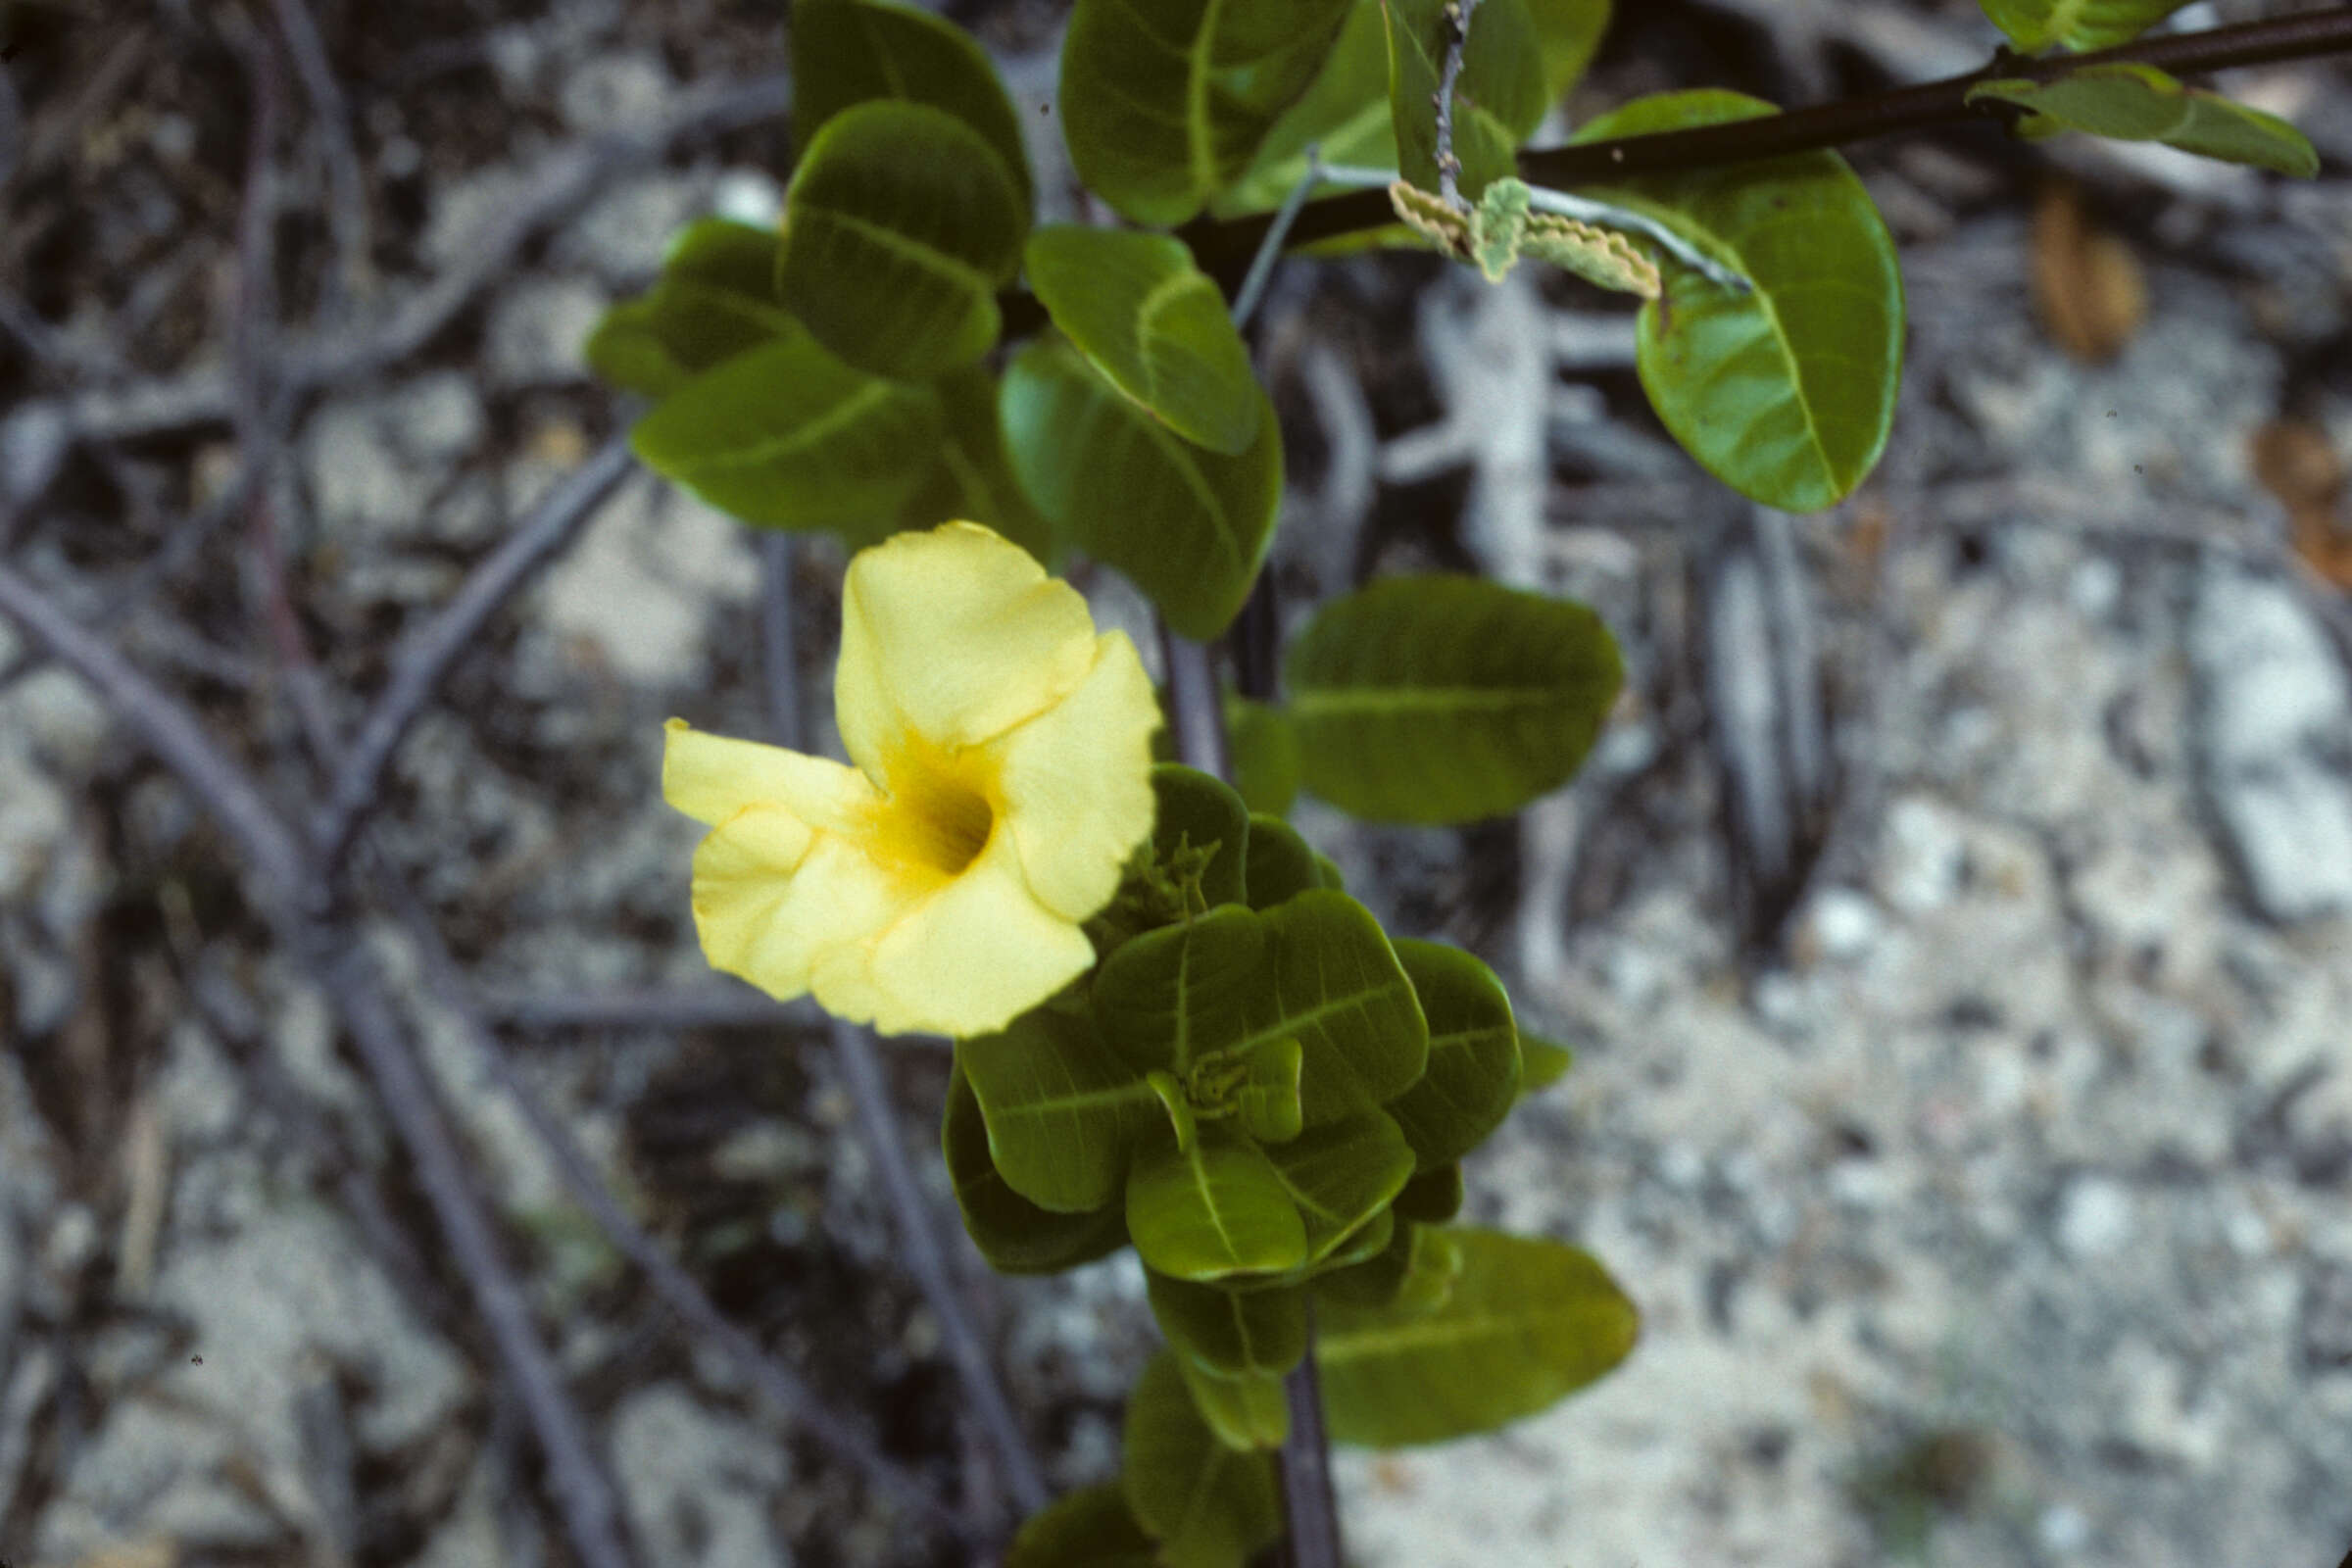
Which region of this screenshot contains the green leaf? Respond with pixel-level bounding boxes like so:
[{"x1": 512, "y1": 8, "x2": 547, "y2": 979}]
[
  {"x1": 1227, "y1": 699, "x2": 1301, "y2": 817},
  {"x1": 958, "y1": 1008, "x2": 1163, "y2": 1212},
  {"x1": 1313, "y1": 1212, "x2": 1442, "y2": 1306},
  {"x1": 1386, "y1": 941, "x2": 1520, "y2": 1168},
  {"x1": 1518, "y1": 1033, "x2": 1575, "y2": 1093},
  {"x1": 1241, "y1": 812, "x2": 1319, "y2": 911},
  {"x1": 1978, "y1": 0, "x2": 2190, "y2": 52},
  {"x1": 1094, "y1": 893, "x2": 1429, "y2": 1127},
  {"x1": 896, "y1": 365, "x2": 1059, "y2": 564},
  {"x1": 1392, "y1": 1161, "x2": 1463, "y2": 1223},
  {"x1": 629, "y1": 332, "x2": 944, "y2": 540},
  {"x1": 1176, "y1": 1358, "x2": 1291, "y2": 1449},
  {"x1": 1259, "y1": 1108, "x2": 1415, "y2": 1261},
  {"x1": 1153, "y1": 762, "x2": 1253, "y2": 912},
  {"x1": 1319, "y1": 1228, "x2": 1639, "y2": 1446},
  {"x1": 1123, "y1": 1351, "x2": 1283, "y2": 1566},
  {"x1": 1318, "y1": 1203, "x2": 1396, "y2": 1272},
  {"x1": 1128, "y1": 1122, "x2": 1309, "y2": 1281},
  {"x1": 779, "y1": 101, "x2": 1025, "y2": 380},
  {"x1": 1967, "y1": 64, "x2": 2319, "y2": 177},
  {"x1": 1148, "y1": 1272, "x2": 1309, "y2": 1374},
  {"x1": 1214, "y1": 0, "x2": 1396, "y2": 216},
  {"x1": 1001, "y1": 337, "x2": 1282, "y2": 641},
  {"x1": 1572, "y1": 90, "x2": 1904, "y2": 512},
  {"x1": 1285, "y1": 575, "x2": 1624, "y2": 824},
  {"x1": 1006, "y1": 1485, "x2": 1159, "y2": 1568},
  {"x1": 943, "y1": 1067, "x2": 1128, "y2": 1274},
  {"x1": 584, "y1": 220, "x2": 796, "y2": 398},
  {"x1": 1024, "y1": 226, "x2": 1263, "y2": 456},
  {"x1": 1530, "y1": 0, "x2": 1612, "y2": 102},
  {"x1": 1233, "y1": 1037, "x2": 1305, "y2": 1146},
  {"x1": 1383, "y1": 0, "x2": 1549, "y2": 200},
  {"x1": 1059, "y1": 0, "x2": 1354, "y2": 226},
  {"x1": 792, "y1": 0, "x2": 1034, "y2": 206}
]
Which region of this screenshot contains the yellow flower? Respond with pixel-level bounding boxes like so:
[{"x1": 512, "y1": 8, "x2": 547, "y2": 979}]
[{"x1": 663, "y1": 522, "x2": 1158, "y2": 1037}]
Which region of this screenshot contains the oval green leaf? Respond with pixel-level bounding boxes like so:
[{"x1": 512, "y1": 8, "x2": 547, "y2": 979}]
[
  {"x1": 1001, "y1": 337, "x2": 1281, "y2": 641},
  {"x1": 1967, "y1": 64, "x2": 2318, "y2": 177},
  {"x1": 1319, "y1": 1227, "x2": 1639, "y2": 1447},
  {"x1": 779, "y1": 101, "x2": 1025, "y2": 380},
  {"x1": 1122, "y1": 1351, "x2": 1283, "y2": 1563},
  {"x1": 1006, "y1": 1484, "x2": 1159, "y2": 1568},
  {"x1": 1259, "y1": 1108, "x2": 1415, "y2": 1261},
  {"x1": 584, "y1": 219, "x2": 795, "y2": 399},
  {"x1": 1215, "y1": 0, "x2": 1396, "y2": 215},
  {"x1": 1176, "y1": 1359, "x2": 1291, "y2": 1450},
  {"x1": 1227, "y1": 699, "x2": 1300, "y2": 818},
  {"x1": 944, "y1": 1067, "x2": 1129, "y2": 1273},
  {"x1": 1127, "y1": 1122, "x2": 1309, "y2": 1281},
  {"x1": 629, "y1": 330, "x2": 944, "y2": 541},
  {"x1": 1572, "y1": 89, "x2": 1904, "y2": 513},
  {"x1": 1241, "y1": 812, "x2": 1318, "y2": 911},
  {"x1": 1094, "y1": 893, "x2": 1429, "y2": 1128},
  {"x1": 1284, "y1": 574, "x2": 1624, "y2": 824},
  {"x1": 1147, "y1": 1272, "x2": 1310, "y2": 1375},
  {"x1": 1518, "y1": 1032, "x2": 1576, "y2": 1094},
  {"x1": 1979, "y1": 0, "x2": 2190, "y2": 52},
  {"x1": 896, "y1": 365, "x2": 1059, "y2": 564},
  {"x1": 1025, "y1": 225, "x2": 1263, "y2": 456},
  {"x1": 1059, "y1": 0, "x2": 1353, "y2": 226},
  {"x1": 792, "y1": 0, "x2": 1034, "y2": 206},
  {"x1": 958, "y1": 1008, "x2": 1163, "y2": 1212},
  {"x1": 1386, "y1": 940, "x2": 1520, "y2": 1168},
  {"x1": 1392, "y1": 1161, "x2": 1463, "y2": 1223}
]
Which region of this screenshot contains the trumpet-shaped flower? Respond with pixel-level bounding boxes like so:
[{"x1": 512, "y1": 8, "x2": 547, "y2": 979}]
[{"x1": 663, "y1": 522, "x2": 1158, "y2": 1037}]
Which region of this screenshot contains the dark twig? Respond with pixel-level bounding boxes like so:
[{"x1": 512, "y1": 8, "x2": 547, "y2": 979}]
[
  {"x1": 1231, "y1": 147, "x2": 1324, "y2": 332},
  {"x1": 313, "y1": 435, "x2": 636, "y2": 870},
  {"x1": 482, "y1": 985, "x2": 822, "y2": 1036},
  {"x1": 376, "y1": 863, "x2": 971, "y2": 1539},
  {"x1": 757, "y1": 536, "x2": 1050, "y2": 1520},
  {"x1": 268, "y1": 0, "x2": 372, "y2": 313},
  {"x1": 1160, "y1": 628, "x2": 1230, "y2": 778},
  {"x1": 1280, "y1": 1302, "x2": 1343, "y2": 1568},
  {"x1": 1433, "y1": 0, "x2": 1485, "y2": 212}
]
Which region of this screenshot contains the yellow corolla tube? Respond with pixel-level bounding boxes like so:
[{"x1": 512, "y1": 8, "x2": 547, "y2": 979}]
[{"x1": 662, "y1": 521, "x2": 1159, "y2": 1038}]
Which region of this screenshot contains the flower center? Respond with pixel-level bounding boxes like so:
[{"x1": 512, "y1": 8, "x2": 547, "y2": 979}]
[{"x1": 869, "y1": 742, "x2": 998, "y2": 879}]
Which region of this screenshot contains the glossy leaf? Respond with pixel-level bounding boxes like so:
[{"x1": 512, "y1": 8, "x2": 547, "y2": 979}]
[
  {"x1": 1001, "y1": 338, "x2": 1282, "y2": 641},
  {"x1": 1094, "y1": 893, "x2": 1428, "y2": 1126},
  {"x1": 1241, "y1": 812, "x2": 1320, "y2": 911},
  {"x1": 1285, "y1": 575, "x2": 1624, "y2": 824},
  {"x1": 1967, "y1": 64, "x2": 2319, "y2": 177},
  {"x1": 1383, "y1": 0, "x2": 1549, "y2": 200},
  {"x1": 1059, "y1": 0, "x2": 1353, "y2": 225},
  {"x1": 779, "y1": 101, "x2": 1025, "y2": 380},
  {"x1": 1519, "y1": 1033, "x2": 1575, "y2": 1094},
  {"x1": 792, "y1": 0, "x2": 1034, "y2": 205},
  {"x1": 1386, "y1": 940, "x2": 1520, "y2": 1168},
  {"x1": 1318, "y1": 1203, "x2": 1396, "y2": 1272},
  {"x1": 1215, "y1": 0, "x2": 1396, "y2": 215},
  {"x1": 1123, "y1": 1352, "x2": 1283, "y2": 1565},
  {"x1": 630, "y1": 332, "x2": 943, "y2": 540},
  {"x1": 1177, "y1": 1359, "x2": 1291, "y2": 1449},
  {"x1": 1319, "y1": 1228, "x2": 1639, "y2": 1446},
  {"x1": 1227, "y1": 699, "x2": 1300, "y2": 817},
  {"x1": 1024, "y1": 226, "x2": 1262, "y2": 455},
  {"x1": 1392, "y1": 1161, "x2": 1463, "y2": 1223},
  {"x1": 1573, "y1": 90, "x2": 1904, "y2": 512},
  {"x1": 1148, "y1": 1272, "x2": 1309, "y2": 1374},
  {"x1": 959, "y1": 1008, "x2": 1163, "y2": 1212},
  {"x1": 895, "y1": 366, "x2": 1059, "y2": 563},
  {"x1": 1260, "y1": 1108, "x2": 1415, "y2": 1261},
  {"x1": 1128, "y1": 1123, "x2": 1309, "y2": 1281},
  {"x1": 1978, "y1": 0, "x2": 2190, "y2": 51},
  {"x1": 1006, "y1": 1485, "x2": 1159, "y2": 1568},
  {"x1": 584, "y1": 220, "x2": 794, "y2": 398},
  {"x1": 942, "y1": 1068, "x2": 1127, "y2": 1274}
]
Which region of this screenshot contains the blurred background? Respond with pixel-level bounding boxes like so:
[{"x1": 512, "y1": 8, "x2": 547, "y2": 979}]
[{"x1": 4, "y1": 1, "x2": 2352, "y2": 1564}]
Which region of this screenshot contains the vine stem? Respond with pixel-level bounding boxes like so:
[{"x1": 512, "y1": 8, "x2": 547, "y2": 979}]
[{"x1": 1433, "y1": 0, "x2": 1485, "y2": 213}]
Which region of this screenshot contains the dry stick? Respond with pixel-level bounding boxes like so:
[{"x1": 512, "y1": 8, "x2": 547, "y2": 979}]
[
  {"x1": 0, "y1": 565, "x2": 639, "y2": 1568},
  {"x1": 373, "y1": 863, "x2": 972, "y2": 1539},
  {"x1": 483, "y1": 985, "x2": 820, "y2": 1036},
  {"x1": 1432, "y1": 0, "x2": 1485, "y2": 213},
  {"x1": 757, "y1": 537, "x2": 1052, "y2": 1519},
  {"x1": 312, "y1": 434, "x2": 636, "y2": 870},
  {"x1": 268, "y1": 0, "x2": 371, "y2": 313}
]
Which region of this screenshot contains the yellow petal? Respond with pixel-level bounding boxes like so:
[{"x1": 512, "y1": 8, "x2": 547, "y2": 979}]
[
  {"x1": 690, "y1": 808, "x2": 910, "y2": 1003},
  {"x1": 862, "y1": 832, "x2": 1097, "y2": 1037},
  {"x1": 988, "y1": 630, "x2": 1159, "y2": 920},
  {"x1": 663, "y1": 717, "x2": 876, "y2": 833},
  {"x1": 835, "y1": 522, "x2": 1099, "y2": 772}
]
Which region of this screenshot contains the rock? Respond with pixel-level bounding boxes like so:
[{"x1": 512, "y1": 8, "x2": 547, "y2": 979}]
[
  {"x1": 302, "y1": 374, "x2": 487, "y2": 543},
  {"x1": 559, "y1": 51, "x2": 674, "y2": 135},
  {"x1": 0, "y1": 754, "x2": 68, "y2": 903},
  {"x1": 564, "y1": 172, "x2": 710, "y2": 282},
  {"x1": 610, "y1": 1386, "x2": 790, "y2": 1568},
  {"x1": 484, "y1": 274, "x2": 609, "y2": 388},
  {"x1": 2055, "y1": 1176, "x2": 2135, "y2": 1260},
  {"x1": 2187, "y1": 564, "x2": 2352, "y2": 921},
  {"x1": 532, "y1": 476, "x2": 759, "y2": 689}
]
